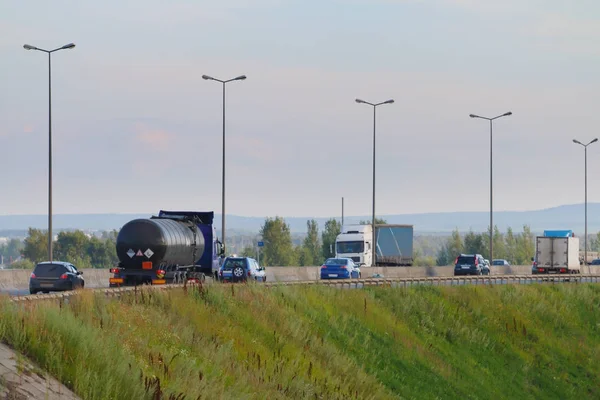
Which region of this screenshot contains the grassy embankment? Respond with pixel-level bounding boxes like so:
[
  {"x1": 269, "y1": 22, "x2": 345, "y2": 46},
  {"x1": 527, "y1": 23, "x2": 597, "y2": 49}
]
[{"x1": 0, "y1": 283, "x2": 599, "y2": 399}]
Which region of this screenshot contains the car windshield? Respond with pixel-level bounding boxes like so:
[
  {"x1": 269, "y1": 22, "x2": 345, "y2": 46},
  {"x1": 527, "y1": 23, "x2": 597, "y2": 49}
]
[
  {"x1": 223, "y1": 259, "x2": 246, "y2": 269},
  {"x1": 325, "y1": 258, "x2": 349, "y2": 265},
  {"x1": 456, "y1": 256, "x2": 475, "y2": 264},
  {"x1": 336, "y1": 241, "x2": 364, "y2": 254},
  {"x1": 33, "y1": 263, "x2": 67, "y2": 277},
  {"x1": 492, "y1": 260, "x2": 505, "y2": 265}
]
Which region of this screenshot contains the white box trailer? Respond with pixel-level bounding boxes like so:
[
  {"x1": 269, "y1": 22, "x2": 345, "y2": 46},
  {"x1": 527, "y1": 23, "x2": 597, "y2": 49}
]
[{"x1": 534, "y1": 236, "x2": 580, "y2": 274}]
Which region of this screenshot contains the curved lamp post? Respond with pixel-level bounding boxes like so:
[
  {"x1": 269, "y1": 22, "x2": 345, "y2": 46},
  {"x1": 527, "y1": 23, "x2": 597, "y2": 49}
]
[
  {"x1": 356, "y1": 98, "x2": 394, "y2": 266},
  {"x1": 202, "y1": 74, "x2": 246, "y2": 256},
  {"x1": 573, "y1": 138, "x2": 598, "y2": 266},
  {"x1": 24, "y1": 42, "x2": 76, "y2": 262},
  {"x1": 469, "y1": 111, "x2": 512, "y2": 263}
]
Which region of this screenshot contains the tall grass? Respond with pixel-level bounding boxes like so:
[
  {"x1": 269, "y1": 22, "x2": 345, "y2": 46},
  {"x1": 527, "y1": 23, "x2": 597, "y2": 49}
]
[{"x1": 0, "y1": 283, "x2": 599, "y2": 399}]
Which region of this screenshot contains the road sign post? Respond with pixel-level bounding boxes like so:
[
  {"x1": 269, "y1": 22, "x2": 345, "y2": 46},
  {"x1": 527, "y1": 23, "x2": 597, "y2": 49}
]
[{"x1": 257, "y1": 241, "x2": 264, "y2": 265}]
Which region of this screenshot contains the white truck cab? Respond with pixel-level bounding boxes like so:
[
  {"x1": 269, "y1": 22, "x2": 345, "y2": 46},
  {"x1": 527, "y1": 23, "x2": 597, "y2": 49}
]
[{"x1": 335, "y1": 225, "x2": 373, "y2": 267}]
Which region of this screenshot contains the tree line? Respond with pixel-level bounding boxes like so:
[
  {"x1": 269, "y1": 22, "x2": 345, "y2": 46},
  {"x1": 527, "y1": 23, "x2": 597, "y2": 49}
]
[
  {"x1": 13, "y1": 228, "x2": 119, "y2": 269},
  {"x1": 239, "y1": 217, "x2": 343, "y2": 266},
  {"x1": 4, "y1": 222, "x2": 600, "y2": 269},
  {"x1": 436, "y1": 225, "x2": 536, "y2": 266},
  {"x1": 241, "y1": 219, "x2": 540, "y2": 267},
  {"x1": 0, "y1": 238, "x2": 23, "y2": 264}
]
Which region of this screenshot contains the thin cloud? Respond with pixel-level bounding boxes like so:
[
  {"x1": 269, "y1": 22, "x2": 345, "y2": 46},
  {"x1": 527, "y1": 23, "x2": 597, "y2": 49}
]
[
  {"x1": 133, "y1": 123, "x2": 174, "y2": 152},
  {"x1": 534, "y1": 14, "x2": 600, "y2": 38}
]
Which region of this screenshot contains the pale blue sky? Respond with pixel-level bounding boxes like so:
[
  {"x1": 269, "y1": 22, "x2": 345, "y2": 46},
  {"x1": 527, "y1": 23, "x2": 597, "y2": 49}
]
[{"x1": 1, "y1": 0, "x2": 600, "y2": 219}]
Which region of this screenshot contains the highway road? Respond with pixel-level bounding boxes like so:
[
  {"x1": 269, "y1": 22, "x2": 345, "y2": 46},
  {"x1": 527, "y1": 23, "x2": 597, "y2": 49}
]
[
  {"x1": 19, "y1": 274, "x2": 600, "y2": 296},
  {"x1": 4, "y1": 266, "x2": 600, "y2": 298},
  {"x1": 4, "y1": 283, "x2": 109, "y2": 297}
]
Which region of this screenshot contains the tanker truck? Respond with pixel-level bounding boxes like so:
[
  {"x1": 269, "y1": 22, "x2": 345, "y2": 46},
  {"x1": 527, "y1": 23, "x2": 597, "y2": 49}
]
[{"x1": 109, "y1": 211, "x2": 223, "y2": 287}]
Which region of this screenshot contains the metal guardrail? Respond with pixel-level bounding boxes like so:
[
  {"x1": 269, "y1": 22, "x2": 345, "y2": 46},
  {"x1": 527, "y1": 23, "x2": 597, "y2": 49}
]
[
  {"x1": 263, "y1": 274, "x2": 600, "y2": 288},
  {"x1": 9, "y1": 283, "x2": 188, "y2": 304},
  {"x1": 9, "y1": 274, "x2": 600, "y2": 304}
]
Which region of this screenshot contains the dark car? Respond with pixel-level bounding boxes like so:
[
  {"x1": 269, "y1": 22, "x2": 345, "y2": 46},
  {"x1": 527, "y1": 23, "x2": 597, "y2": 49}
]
[
  {"x1": 454, "y1": 254, "x2": 489, "y2": 276},
  {"x1": 29, "y1": 261, "x2": 85, "y2": 294},
  {"x1": 591, "y1": 259, "x2": 600, "y2": 266},
  {"x1": 217, "y1": 257, "x2": 266, "y2": 283}
]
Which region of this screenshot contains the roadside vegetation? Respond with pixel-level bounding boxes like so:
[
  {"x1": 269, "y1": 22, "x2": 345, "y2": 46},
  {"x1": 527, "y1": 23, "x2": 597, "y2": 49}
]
[{"x1": 0, "y1": 283, "x2": 599, "y2": 399}]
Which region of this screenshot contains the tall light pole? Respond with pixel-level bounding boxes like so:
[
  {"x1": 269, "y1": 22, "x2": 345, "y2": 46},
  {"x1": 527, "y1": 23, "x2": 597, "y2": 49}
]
[
  {"x1": 202, "y1": 74, "x2": 246, "y2": 256},
  {"x1": 573, "y1": 138, "x2": 598, "y2": 267},
  {"x1": 23, "y1": 42, "x2": 76, "y2": 263},
  {"x1": 356, "y1": 98, "x2": 394, "y2": 266},
  {"x1": 469, "y1": 111, "x2": 512, "y2": 264}
]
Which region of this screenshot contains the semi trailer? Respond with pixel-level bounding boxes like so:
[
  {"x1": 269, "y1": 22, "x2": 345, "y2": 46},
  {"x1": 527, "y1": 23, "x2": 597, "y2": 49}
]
[
  {"x1": 335, "y1": 224, "x2": 414, "y2": 267},
  {"x1": 109, "y1": 210, "x2": 223, "y2": 286}
]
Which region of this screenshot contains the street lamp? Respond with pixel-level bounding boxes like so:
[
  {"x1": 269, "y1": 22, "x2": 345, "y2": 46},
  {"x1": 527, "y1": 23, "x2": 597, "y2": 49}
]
[
  {"x1": 355, "y1": 98, "x2": 394, "y2": 266},
  {"x1": 469, "y1": 111, "x2": 512, "y2": 264},
  {"x1": 202, "y1": 74, "x2": 246, "y2": 256},
  {"x1": 24, "y1": 42, "x2": 76, "y2": 263},
  {"x1": 573, "y1": 138, "x2": 598, "y2": 267}
]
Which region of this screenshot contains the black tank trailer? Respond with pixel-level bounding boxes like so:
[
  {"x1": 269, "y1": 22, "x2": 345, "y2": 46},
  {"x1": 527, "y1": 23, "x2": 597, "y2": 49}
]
[{"x1": 109, "y1": 211, "x2": 222, "y2": 286}]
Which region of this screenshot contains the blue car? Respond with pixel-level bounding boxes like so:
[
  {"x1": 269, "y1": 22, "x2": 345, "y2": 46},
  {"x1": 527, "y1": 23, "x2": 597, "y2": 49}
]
[{"x1": 320, "y1": 258, "x2": 361, "y2": 280}]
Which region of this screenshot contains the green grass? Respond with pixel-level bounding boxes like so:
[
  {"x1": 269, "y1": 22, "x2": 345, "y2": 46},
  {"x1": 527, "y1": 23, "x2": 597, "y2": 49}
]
[{"x1": 0, "y1": 283, "x2": 600, "y2": 399}]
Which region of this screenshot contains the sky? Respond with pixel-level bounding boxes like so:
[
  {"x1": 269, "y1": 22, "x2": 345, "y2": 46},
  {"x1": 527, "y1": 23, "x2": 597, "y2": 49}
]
[{"x1": 1, "y1": 0, "x2": 600, "y2": 219}]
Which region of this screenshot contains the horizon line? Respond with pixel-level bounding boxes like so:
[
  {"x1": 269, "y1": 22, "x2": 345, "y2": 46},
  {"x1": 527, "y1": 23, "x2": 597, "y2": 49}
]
[{"x1": 0, "y1": 202, "x2": 597, "y2": 219}]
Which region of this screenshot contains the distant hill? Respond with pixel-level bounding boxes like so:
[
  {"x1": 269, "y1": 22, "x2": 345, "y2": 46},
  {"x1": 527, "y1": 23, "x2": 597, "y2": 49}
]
[{"x1": 1, "y1": 203, "x2": 599, "y2": 235}]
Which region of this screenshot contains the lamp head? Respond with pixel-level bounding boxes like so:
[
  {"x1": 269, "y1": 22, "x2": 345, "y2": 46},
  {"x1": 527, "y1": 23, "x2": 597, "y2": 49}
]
[
  {"x1": 23, "y1": 44, "x2": 37, "y2": 50},
  {"x1": 61, "y1": 43, "x2": 76, "y2": 50}
]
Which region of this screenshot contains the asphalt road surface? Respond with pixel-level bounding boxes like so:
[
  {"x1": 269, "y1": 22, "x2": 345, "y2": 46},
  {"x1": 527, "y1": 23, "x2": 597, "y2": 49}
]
[{"x1": 3, "y1": 284, "x2": 109, "y2": 297}]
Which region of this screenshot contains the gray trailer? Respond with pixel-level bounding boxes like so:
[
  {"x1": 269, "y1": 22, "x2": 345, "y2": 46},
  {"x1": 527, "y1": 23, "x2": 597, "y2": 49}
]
[{"x1": 375, "y1": 224, "x2": 414, "y2": 266}]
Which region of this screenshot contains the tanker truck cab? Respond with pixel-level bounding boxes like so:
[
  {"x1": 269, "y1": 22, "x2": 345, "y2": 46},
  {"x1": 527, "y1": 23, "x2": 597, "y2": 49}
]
[{"x1": 335, "y1": 225, "x2": 373, "y2": 267}]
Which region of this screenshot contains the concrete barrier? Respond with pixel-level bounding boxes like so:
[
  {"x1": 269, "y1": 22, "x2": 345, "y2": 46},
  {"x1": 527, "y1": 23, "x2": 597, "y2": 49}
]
[
  {"x1": 0, "y1": 268, "x2": 110, "y2": 291},
  {"x1": 266, "y1": 265, "x2": 536, "y2": 280},
  {"x1": 79, "y1": 269, "x2": 112, "y2": 288},
  {"x1": 0, "y1": 269, "x2": 33, "y2": 290}
]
